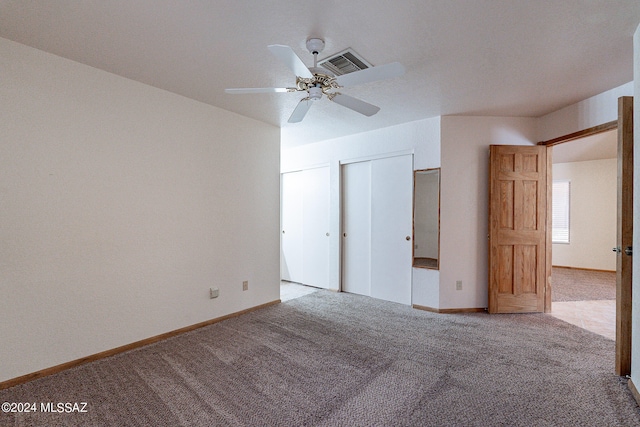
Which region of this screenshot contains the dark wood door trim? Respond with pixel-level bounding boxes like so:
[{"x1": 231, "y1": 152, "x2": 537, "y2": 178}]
[
  {"x1": 544, "y1": 146, "x2": 552, "y2": 313},
  {"x1": 615, "y1": 96, "x2": 633, "y2": 377},
  {"x1": 537, "y1": 120, "x2": 618, "y2": 146}
]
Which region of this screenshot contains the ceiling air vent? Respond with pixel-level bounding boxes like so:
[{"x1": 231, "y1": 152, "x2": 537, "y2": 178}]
[{"x1": 319, "y1": 48, "x2": 373, "y2": 76}]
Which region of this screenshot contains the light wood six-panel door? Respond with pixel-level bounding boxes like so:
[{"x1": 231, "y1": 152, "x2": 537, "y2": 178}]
[{"x1": 488, "y1": 145, "x2": 549, "y2": 314}]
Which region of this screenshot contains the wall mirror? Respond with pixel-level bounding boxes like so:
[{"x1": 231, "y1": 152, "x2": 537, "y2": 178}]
[{"x1": 413, "y1": 168, "x2": 440, "y2": 269}]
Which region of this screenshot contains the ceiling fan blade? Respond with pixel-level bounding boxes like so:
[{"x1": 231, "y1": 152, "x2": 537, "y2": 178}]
[
  {"x1": 268, "y1": 45, "x2": 314, "y2": 79},
  {"x1": 335, "y1": 62, "x2": 405, "y2": 87},
  {"x1": 331, "y1": 94, "x2": 380, "y2": 117},
  {"x1": 225, "y1": 87, "x2": 292, "y2": 94},
  {"x1": 288, "y1": 98, "x2": 313, "y2": 123}
]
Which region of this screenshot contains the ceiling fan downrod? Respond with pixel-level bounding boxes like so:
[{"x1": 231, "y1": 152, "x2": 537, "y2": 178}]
[
  {"x1": 306, "y1": 38, "x2": 326, "y2": 64},
  {"x1": 303, "y1": 39, "x2": 332, "y2": 101}
]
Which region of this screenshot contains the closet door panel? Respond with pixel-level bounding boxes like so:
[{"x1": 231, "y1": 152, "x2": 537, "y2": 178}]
[
  {"x1": 302, "y1": 166, "x2": 330, "y2": 288},
  {"x1": 371, "y1": 155, "x2": 413, "y2": 305},
  {"x1": 341, "y1": 161, "x2": 371, "y2": 297}
]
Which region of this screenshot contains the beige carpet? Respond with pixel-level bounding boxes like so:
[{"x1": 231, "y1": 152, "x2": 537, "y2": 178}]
[
  {"x1": 2, "y1": 290, "x2": 639, "y2": 426},
  {"x1": 552, "y1": 267, "x2": 616, "y2": 302}
]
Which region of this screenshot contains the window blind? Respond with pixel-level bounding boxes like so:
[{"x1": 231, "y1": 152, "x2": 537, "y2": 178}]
[{"x1": 552, "y1": 180, "x2": 570, "y2": 243}]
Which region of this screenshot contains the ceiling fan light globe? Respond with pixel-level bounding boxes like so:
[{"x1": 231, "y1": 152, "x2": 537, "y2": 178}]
[{"x1": 309, "y1": 86, "x2": 323, "y2": 100}]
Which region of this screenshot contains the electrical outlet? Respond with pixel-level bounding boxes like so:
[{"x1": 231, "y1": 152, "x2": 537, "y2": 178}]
[
  {"x1": 242, "y1": 280, "x2": 249, "y2": 291},
  {"x1": 210, "y1": 288, "x2": 219, "y2": 299},
  {"x1": 456, "y1": 280, "x2": 462, "y2": 291}
]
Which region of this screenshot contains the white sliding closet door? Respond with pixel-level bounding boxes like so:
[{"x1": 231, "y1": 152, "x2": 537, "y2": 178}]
[
  {"x1": 342, "y1": 155, "x2": 413, "y2": 305},
  {"x1": 302, "y1": 166, "x2": 330, "y2": 288},
  {"x1": 281, "y1": 167, "x2": 330, "y2": 288},
  {"x1": 341, "y1": 161, "x2": 372, "y2": 297},
  {"x1": 370, "y1": 155, "x2": 413, "y2": 305}
]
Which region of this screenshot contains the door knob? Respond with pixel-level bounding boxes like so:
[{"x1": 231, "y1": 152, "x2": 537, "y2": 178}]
[
  {"x1": 625, "y1": 246, "x2": 633, "y2": 256},
  {"x1": 406, "y1": 236, "x2": 411, "y2": 241},
  {"x1": 613, "y1": 247, "x2": 621, "y2": 253}
]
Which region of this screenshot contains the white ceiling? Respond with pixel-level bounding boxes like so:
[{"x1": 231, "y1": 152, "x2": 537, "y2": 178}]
[
  {"x1": 552, "y1": 129, "x2": 618, "y2": 163},
  {"x1": 1, "y1": 1, "x2": 639, "y2": 147}
]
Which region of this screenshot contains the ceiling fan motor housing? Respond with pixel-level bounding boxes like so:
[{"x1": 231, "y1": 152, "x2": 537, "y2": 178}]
[{"x1": 306, "y1": 38, "x2": 325, "y2": 54}]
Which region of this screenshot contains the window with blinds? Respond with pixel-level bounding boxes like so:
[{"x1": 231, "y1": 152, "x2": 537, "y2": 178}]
[{"x1": 552, "y1": 180, "x2": 570, "y2": 243}]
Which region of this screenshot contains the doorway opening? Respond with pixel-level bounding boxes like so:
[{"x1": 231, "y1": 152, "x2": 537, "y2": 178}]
[
  {"x1": 539, "y1": 96, "x2": 633, "y2": 377},
  {"x1": 546, "y1": 129, "x2": 617, "y2": 340}
]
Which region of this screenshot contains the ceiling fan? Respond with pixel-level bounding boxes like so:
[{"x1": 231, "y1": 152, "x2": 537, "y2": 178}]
[{"x1": 225, "y1": 38, "x2": 405, "y2": 123}]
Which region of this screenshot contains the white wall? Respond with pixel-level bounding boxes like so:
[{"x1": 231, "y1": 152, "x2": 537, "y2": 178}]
[
  {"x1": 439, "y1": 116, "x2": 538, "y2": 309},
  {"x1": 538, "y1": 82, "x2": 634, "y2": 142},
  {"x1": 631, "y1": 22, "x2": 640, "y2": 395},
  {"x1": 552, "y1": 159, "x2": 617, "y2": 271},
  {"x1": 281, "y1": 117, "x2": 441, "y2": 305},
  {"x1": 0, "y1": 38, "x2": 281, "y2": 383}
]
